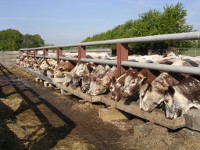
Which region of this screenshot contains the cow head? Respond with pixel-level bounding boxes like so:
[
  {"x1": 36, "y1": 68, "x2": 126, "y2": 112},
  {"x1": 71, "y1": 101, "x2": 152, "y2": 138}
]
[
  {"x1": 71, "y1": 75, "x2": 81, "y2": 89},
  {"x1": 88, "y1": 79, "x2": 108, "y2": 96},
  {"x1": 54, "y1": 69, "x2": 64, "y2": 78},
  {"x1": 40, "y1": 60, "x2": 49, "y2": 70},
  {"x1": 121, "y1": 73, "x2": 146, "y2": 98},
  {"x1": 109, "y1": 78, "x2": 123, "y2": 101},
  {"x1": 46, "y1": 69, "x2": 54, "y2": 78},
  {"x1": 81, "y1": 75, "x2": 91, "y2": 93},
  {"x1": 75, "y1": 63, "x2": 89, "y2": 76},
  {"x1": 139, "y1": 83, "x2": 165, "y2": 112},
  {"x1": 164, "y1": 86, "x2": 189, "y2": 119},
  {"x1": 63, "y1": 72, "x2": 72, "y2": 86}
]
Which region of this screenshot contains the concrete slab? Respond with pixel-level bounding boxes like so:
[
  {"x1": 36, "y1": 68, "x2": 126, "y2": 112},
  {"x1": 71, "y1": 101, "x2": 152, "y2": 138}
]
[
  {"x1": 99, "y1": 107, "x2": 130, "y2": 121},
  {"x1": 84, "y1": 94, "x2": 92, "y2": 102},
  {"x1": 185, "y1": 108, "x2": 200, "y2": 132},
  {"x1": 60, "y1": 89, "x2": 72, "y2": 96},
  {"x1": 92, "y1": 96, "x2": 101, "y2": 102}
]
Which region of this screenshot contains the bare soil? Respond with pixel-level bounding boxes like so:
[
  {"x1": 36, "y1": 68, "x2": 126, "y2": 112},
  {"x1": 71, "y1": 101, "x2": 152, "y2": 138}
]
[{"x1": 0, "y1": 64, "x2": 200, "y2": 150}]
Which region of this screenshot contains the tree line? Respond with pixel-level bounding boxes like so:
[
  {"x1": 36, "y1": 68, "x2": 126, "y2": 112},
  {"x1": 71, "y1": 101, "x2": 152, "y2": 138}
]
[
  {"x1": 83, "y1": 3, "x2": 199, "y2": 54},
  {"x1": 0, "y1": 29, "x2": 44, "y2": 51}
]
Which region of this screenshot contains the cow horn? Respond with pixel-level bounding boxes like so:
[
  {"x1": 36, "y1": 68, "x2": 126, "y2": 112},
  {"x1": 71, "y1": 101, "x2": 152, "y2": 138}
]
[
  {"x1": 161, "y1": 87, "x2": 168, "y2": 91},
  {"x1": 138, "y1": 73, "x2": 146, "y2": 79}
]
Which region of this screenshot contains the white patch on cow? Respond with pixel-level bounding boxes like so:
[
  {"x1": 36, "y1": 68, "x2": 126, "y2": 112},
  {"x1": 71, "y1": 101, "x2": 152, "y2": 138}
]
[
  {"x1": 164, "y1": 87, "x2": 195, "y2": 119},
  {"x1": 139, "y1": 72, "x2": 175, "y2": 112}
]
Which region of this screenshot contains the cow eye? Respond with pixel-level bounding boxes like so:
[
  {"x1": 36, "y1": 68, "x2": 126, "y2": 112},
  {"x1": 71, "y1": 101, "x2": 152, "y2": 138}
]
[
  {"x1": 165, "y1": 100, "x2": 169, "y2": 103},
  {"x1": 153, "y1": 102, "x2": 158, "y2": 105}
]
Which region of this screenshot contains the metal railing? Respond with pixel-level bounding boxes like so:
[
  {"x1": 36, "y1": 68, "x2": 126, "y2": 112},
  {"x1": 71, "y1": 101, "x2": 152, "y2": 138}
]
[{"x1": 19, "y1": 32, "x2": 200, "y2": 76}]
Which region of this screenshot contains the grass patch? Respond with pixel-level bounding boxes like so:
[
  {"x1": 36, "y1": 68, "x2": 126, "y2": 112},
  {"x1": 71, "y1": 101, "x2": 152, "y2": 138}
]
[{"x1": 179, "y1": 48, "x2": 200, "y2": 57}]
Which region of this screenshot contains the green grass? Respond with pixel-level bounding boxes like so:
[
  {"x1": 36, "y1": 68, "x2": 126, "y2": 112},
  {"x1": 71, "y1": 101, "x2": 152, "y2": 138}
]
[{"x1": 179, "y1": 48, "x2": 200, "y2": 57}]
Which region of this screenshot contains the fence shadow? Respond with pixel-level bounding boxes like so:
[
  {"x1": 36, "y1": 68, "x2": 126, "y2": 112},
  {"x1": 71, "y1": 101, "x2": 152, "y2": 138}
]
[{"x1": 0, "y1": 64, "x2": 76, "y2": 150}]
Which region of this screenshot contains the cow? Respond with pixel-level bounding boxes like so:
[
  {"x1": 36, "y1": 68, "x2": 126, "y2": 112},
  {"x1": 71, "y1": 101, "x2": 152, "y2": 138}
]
[
  {"x1": 71, "y1": 63, "x2": 95, "y2": 88},
  {"x1": 109, "y1": 68, "x2": 138, "y2": 101},
  {"x1": 63, "y1": 63, "x2": 80, "y2": 87},
  {"x1": 63, "y1": 63, "x2": 94, "y2": 88},
  {"x1": 51, "y1": 60, "x2": 75, "y2": 78},
  {"x1": 120, "y1": 69, "x2": 151, "y2": 98},
  {"x1": 87, "y1": 66, "x2": 118, "y2": 96},
  {"x1": 164, "y1": 76, "x2": 200, "y2": 119},
  {"x1": 116, "y1": 69, "x2": 158, "y2": 101},
  {"x1": 55, "y1": 60, "x2": 75, "y2": 72},
  {"x1": 139, "y1": 72, "x2": 180, "y2": 112},
  {"x1": 81, "y1": 65, "x2": 108, "y2": 92},
  {"x1": 16, "y1": 56, "x2": 25, "y2": 65},
  {"x1": 39, "y1": 59, "x2": 57, "y2": 75},
  {"x1": 33, "y1": 58, "x2": 44, "y2": 72}
]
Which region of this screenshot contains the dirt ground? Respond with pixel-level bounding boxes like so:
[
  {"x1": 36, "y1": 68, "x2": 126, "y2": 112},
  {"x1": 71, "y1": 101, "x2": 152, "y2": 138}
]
[{"x1": 0, "y1": 64, "x2": 200, "y2": 150}]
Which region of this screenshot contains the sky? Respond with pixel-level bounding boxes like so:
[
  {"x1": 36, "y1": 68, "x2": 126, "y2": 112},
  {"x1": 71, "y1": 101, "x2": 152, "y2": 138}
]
[{"x1": 0, "y1": 0, "x2": 200, "y2": 45}]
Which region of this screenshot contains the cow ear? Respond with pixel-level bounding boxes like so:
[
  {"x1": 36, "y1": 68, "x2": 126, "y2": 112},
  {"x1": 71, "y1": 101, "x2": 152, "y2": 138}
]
[{"x1": 168, "y1": 86, "x2": 175, "y2": 95}]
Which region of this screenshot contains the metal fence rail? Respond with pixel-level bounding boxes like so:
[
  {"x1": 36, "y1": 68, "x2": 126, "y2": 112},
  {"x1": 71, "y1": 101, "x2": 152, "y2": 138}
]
[
  {"x1": 20, "y1": 32, "x2": 200, "y2": 50},
  {"x1": 19, "y1": 32, "x2": 200, "y2": 76}
]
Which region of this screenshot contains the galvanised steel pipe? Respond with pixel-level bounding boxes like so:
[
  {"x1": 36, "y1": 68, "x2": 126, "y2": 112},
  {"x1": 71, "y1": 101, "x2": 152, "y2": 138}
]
[
  {"x1": 81, "y1": 58, "x2": 200, "y2": 76},
  {"x1": 122, "y1": 61, "x2": 200, "y2": 76},
  {"x1": 81, "y1": 58, "x2": 117, "y2": 65},
  {"x1": 45, "y1": 56, "x2": 57, "y2": 59},
  {"x1": 35, "y1": 56, "x2": 43, "y2": 58},
  {"x1": 23, "y1": 53, "x2": 200, "y2": 76},
  {"x1": 59, "y1": 57, "x2": 78, "y2": 61},
  {"x1": 20, "y1": 32, "x2": 200, "y2": 51}
]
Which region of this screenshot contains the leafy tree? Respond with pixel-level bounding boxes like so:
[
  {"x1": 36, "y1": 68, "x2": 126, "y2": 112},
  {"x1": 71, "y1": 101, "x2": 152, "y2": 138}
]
[
  {"x1": 21, "y1": 34, "x2": 44, "y2": 48},
  {"x1": 0, "y1": 29, "x2": 23, "y2": 51},
  {"x1": 0, "y1": 29, "x2": 45, "y2": 51},
  {"x1": 83, "y1": 2, "x2": 194, "y2": 54}
]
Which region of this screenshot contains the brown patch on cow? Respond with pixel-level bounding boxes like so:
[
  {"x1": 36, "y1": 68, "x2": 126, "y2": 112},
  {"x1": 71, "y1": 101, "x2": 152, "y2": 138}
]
[{"x1": 174, "y1": 76, "x2": 200, "y2": 103}]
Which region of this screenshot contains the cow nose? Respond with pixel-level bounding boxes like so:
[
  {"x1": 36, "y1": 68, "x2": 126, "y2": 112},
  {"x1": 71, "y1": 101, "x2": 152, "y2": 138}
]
[{"x1": 166, "y1": 116, "x2": 173, "y2": 120}]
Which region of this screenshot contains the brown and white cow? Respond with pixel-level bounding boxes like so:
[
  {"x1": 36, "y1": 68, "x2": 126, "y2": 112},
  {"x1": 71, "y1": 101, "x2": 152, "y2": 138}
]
[
  {"x1": 81, "y1": 65, "x2": 108, "y2": 92},
  {"x1": 71, "y1": 63, "x2": 96, "y2": 88},
  {"x1": 164, "y1": 76, "x2": 200, "y2": 119},
  {"x1": 139, "y1": 72, "x2": 180, "y2": 112},
  {"x1": 88, "y1": 66, "x2": 118, "y2": 96},
  {"x1": 120, "y1": 69, "x2": 155, "y2": 98},
  {"x1": 53, "y1": 60, "x2": 75, "y2": 78},
  {"x1": 109, "y1": 68, "x2": 138, "y2": 101},
  {"x1": 112, "y1": 69, "x2": 158, "y2": 101},
  {"x1": 56, "y1": 60, "x2": 75, "y2": 72},
  {"x1": 63, "y1": 63, "x2": 94, "y2": 88}
]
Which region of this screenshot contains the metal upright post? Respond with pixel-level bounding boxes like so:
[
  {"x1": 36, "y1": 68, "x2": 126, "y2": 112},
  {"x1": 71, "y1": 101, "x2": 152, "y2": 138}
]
[
  {"x1": 56, "y1": 47, "x2": 63, "y2": 64},
  {"x1": 19, "y1": 50, "x2": 22, "y2": 55},
  {"x1": 78, "y1": 46, "x2": 86, "y2": 63},
  {"x1": 117, "y1": 42, "x2": 128, "y2": 77},
  {"x1": 27, "y1": 50, "x2": 31, "y2": 57},
  {"x1": 34, "y1": 49, "x2": 38, "y2": 59},
  {"x1": 43, "y1": 48, "x2": 48, "y2": 59}
]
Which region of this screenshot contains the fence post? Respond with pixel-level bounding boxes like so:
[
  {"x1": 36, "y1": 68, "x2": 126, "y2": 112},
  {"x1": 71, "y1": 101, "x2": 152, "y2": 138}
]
[
  {"x1": 117, "y1": 42, "x2": 128, "y2": 77},
  {"x1": 27, "y1": 50, "x2": 31, "y2": 57},
  {"x1": 78, "y1": 46, "x2": 86, "y2": 63},
  {"x1": 19, "y1": 50, "x2": 22, "y2": 55},
  {"x1": 43, "y1": 48, "x2": 48, "y2": 59},
  {"x1": 56, "y1": 47, "x2": 63, "y2": 64},
  {"x1": 34, "y1": 49, "x2": 38, "y2": 59}
]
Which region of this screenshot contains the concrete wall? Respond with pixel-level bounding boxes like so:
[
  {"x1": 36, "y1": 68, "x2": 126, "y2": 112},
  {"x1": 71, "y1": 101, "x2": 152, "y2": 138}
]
[{"x1": 0, "y1": 51, "x2": 18, "y2": 68}]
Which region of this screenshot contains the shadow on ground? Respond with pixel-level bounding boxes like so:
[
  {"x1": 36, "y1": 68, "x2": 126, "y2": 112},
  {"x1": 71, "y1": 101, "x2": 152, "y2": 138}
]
[{"x1": 0, "y1": 63, "x2": 76, "y2": 150}]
